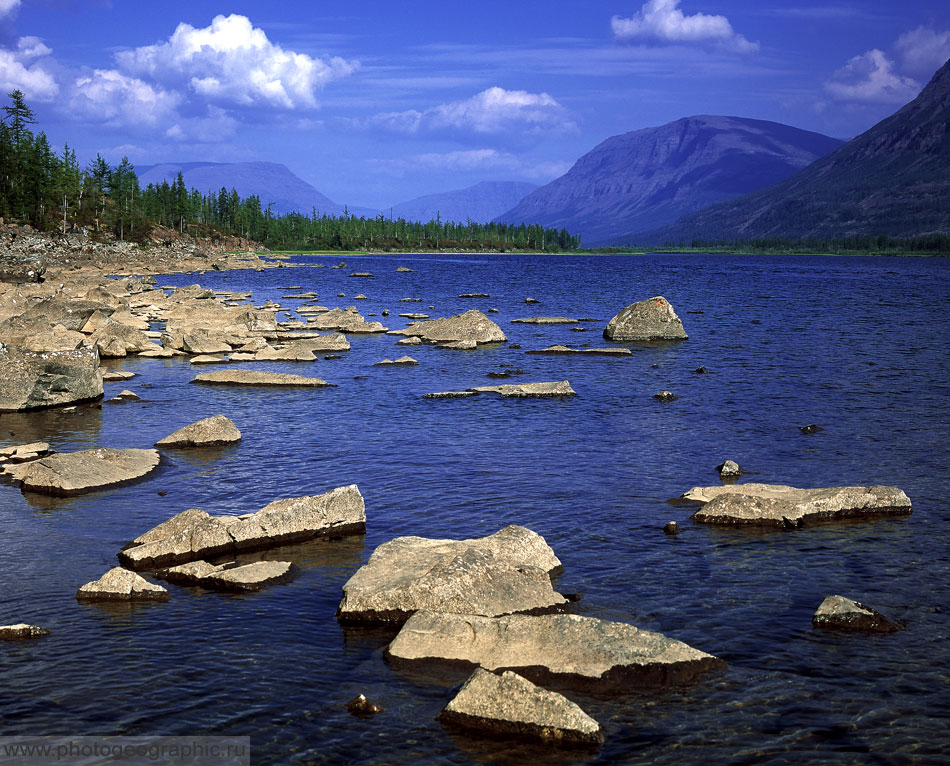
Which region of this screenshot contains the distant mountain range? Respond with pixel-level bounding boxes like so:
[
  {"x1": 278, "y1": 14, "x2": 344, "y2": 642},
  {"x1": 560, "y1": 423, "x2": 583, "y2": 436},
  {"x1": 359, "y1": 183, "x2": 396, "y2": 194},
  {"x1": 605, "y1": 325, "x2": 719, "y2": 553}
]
[
  {"x1": 495, "y1": 116, "x2": 843, "y2": 246},
  {"x1": 135, "y1": 161, "x2": 380, "y2": 219},
  {"x1": 640, "y1": 58, "x2": 950, "y2": 244},
  {"x1": 387, "y1": 181, "x2": 538, "y2": 224}
]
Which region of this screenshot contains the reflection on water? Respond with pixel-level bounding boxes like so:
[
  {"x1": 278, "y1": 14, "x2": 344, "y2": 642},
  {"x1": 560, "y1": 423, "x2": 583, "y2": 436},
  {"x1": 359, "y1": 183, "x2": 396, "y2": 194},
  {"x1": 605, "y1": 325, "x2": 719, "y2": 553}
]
[{"x1": 1, "y1": 253, "x2": 949, "y2": 765}]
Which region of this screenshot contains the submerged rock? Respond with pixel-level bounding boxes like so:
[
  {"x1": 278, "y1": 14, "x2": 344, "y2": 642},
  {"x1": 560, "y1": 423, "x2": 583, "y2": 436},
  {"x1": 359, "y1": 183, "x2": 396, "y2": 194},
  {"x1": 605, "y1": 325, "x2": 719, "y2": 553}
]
[
  {"x1": 438, "y1": 668, "x2": 604, "y2": 747},
  {"x1": 0, "y1": 623, "x2": 52, "y2": 640},
  {"x1": 812, "y1": 595, "x2": 904, "y2": 633},
  {"x1": 5, "y1": 448, "x2": 160, "y2": 496},
  {"x1": 526, "y1": 345, "x2": 632, "y2": 356},
  {"x1": 346, "y1": 694, "x2": 384, "y2": 716},
  {"x1": 374, "y1": 356, "x2": 418, "y2": 366},
  {"x1": 388, "y1": 612, "x2": 723, "y2": 690},
  {"x1": 155, "y1": 415, "x2": 242, "y2": 448},
  {"x1": 422, "y1": 391, "x2": 479, "y2": 399},
  {"x1": 716, "y1": 460, "x2": 742, "y2": 478},
  {"x1": 604, "y1": 297, "x2": 687, "y2": 341},
  {"x1": 653, "y1": 391, "x2": 676, "y2": 401},
  {"x1": 0, "y1": 344, "x2": 103, "y2": 412},
  {"x1": 76, "y1": 567, "x2": 170, "y2": 602},
  {"x1": 119, "y1": 485, "x2": 366, "y2": 570},
  {"x1": 390, "y1": 309, "x2": 505, "y2": 346},
  {"x1": 192, "y1": 370, "x2": 329, "y2": 387},
  {"x1": 338, "y1": 525, "x2": 566, "y2": 624},
  {"x1": 683, "y1": 483, "x2": 912, "y2": 527},
  {"x1": 470, "y1": 381, "x2": 576, "y2": 397},
  {"x1": 511, "y1": 317, "x2": 578, "y2": 325}
]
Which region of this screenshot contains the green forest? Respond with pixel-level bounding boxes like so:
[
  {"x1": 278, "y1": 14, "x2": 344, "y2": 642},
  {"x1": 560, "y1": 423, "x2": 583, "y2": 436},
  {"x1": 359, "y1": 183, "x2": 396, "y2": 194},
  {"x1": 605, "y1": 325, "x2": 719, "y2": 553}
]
[{"x1": 0, "y1": 90, "x2": 580, "y2": 253}]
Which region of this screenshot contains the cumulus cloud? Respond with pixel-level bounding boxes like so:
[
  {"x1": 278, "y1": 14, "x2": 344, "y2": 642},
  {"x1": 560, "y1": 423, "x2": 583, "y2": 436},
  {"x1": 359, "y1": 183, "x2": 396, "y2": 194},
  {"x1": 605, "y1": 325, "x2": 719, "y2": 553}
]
[
  {"x1": 375, "y1": 149, "x2": 570, "y2": 181},
  {"x1": 612, "y1": 0, "x2": 758, "y2": 53},
  {"x1": 894, "y1": 26, "x2": 950, "y2": 78},
  {"x1": 70, "y1": 69, "x2": 181, "y2": 128},
  {"x1": 824, "y1": 49, "x2": 921, "y2": 104},
  {"x1": 0, "y1": 0, "x2": 20, "y2": 18},
  {"x1": 0, "y1": 37, "x2": 58, "y2": 101},
  {"x1": 165, "y1": 106, "x2": 238, "y2": 142},
  {"x1": 368, "y1": 87, "x2": 572, "y2": 138},
  {"x1": 116, "y1": 14, "x2": 358, "y2": 110}
]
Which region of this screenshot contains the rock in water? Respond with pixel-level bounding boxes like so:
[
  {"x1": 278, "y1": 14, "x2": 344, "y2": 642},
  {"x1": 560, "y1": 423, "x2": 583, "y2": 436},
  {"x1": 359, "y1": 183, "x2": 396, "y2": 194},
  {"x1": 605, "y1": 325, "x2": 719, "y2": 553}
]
[
  {"x1": 387, "y1": 612, "x2": 723, "y2": 690},
  {"x1": 76, "y1": 567, "x2": 170, "y2": 602},
  {"x1": 812, "y1": 595, "x2": 904, "y2": 633},
  {"x1": 119, "y1": 485, "x2": 366, "y2": 570},
  {"x1": 345, "y1": 694, "x2": 384, "y2": 716},
  {"x1": 0, "y1": 624, "x2": 52, "y2": 640},
  {"x1": 201, "y1": 561, "x2": 297, "y2": 592},
  {"x1": 389, "y1": 309, "x2": 506, "y2": 346},
  {"x1": 603, "y1": 297, "x2": 687, "y2": 341},
  {"x1": 6, "y1": 448, "x2": 160, "y2": 496},
  {"x1": 438, "y1": 668, "x2": 604, "y2": 747},
  {"x1": 0, "y1": 344, "x2": 103, "y2": 412},
  {"x1": 470, "y1": 381, "x2": 576, "y2": 397},
  {"x1": 683, "y1": 483, "x2": 912, "y2": 527},
  {"x1": 155, "y1": 415, "x2": 242, "y2": 448},
  {"x1": 192, "y1": 370, "x2": 329, "y2": 387},
  {"x1": 337, "y1": 525, "x2": 566, "y2": 624},
  {"x1": 717, "y1": 460, "x2": 742, "y2": 477}
]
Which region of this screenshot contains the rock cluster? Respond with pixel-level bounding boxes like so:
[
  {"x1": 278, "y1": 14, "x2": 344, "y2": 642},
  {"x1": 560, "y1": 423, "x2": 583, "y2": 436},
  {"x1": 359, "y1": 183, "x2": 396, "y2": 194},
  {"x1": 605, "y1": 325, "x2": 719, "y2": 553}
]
[
  {"x1": 0, "y1": 344, "x2": 103, "y2": 412},
  {"x1": 390, "y1": 309, "x2": 506, "y2": 347}
]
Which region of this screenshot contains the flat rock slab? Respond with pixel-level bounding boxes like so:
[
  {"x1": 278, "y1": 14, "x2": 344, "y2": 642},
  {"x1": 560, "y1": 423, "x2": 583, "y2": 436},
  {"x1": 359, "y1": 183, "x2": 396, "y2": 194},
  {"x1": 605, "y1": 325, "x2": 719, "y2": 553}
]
[
  {"x1": 0, "y1": 442, "x2": 52, "y2": 464},
  {"x1": 5, "y1": 448, "x2": 160, "y2": 496},
  {"x1": 157, "y1": 560, "x2": 296, "y2": 592},
  {"x1": 119, "y1": 485, "x2": 365, "y2": 570},
  {"x1": 76, "y1": 567, "x2": 170, "y2": 602},
  {"x1": 102, "y1": 370, "x2": 136, "y2": 381},
  {"x1": 439, "y1": 668, "x2": 603, "y2": 747},
  {"x1": 190, "y1": 355, "x2": 229, "y2": 364},
  {"x1": 155, "y1": 415, "x2": 242, "y2": 448},
  {"x1": 511, "y1": 317, "x2": 579, "y2": 325},
  {"x1": 374, "y1": 357, "x2": 418, "y2": 366},
  {"x1": 604, "y1": 297, "x2": 687, "y2": 341},
  {"x1": 526, "y1": 346, "x2": 632, "y2": 356},
  {"x1": 388, "y1": 612, "x2": 723, "y2": 691},
  {"x1": 192, "y1": 370, "x2": 328, "y2": 387},
  {"x1": 422, "y1": 391, "x2": 479, "y2": 399},
  {"x1": 390, "y1": 310, "x2": 506, "y2": 345},
  {"x1": 682, "y1": 483, "x2": 912, "y2": 527},
  {"x1": 812, "y1": 595, "x2": 904, "y2": 633},
  {"x1": 470, "y1": 381, "x2": 576, "y2": 397},
  {"x1": 338, "y1": 525, "x2": 566, "y2": 625},
  {"x1": 0, "y1": 623, "x2": 52, "y2": 640}
]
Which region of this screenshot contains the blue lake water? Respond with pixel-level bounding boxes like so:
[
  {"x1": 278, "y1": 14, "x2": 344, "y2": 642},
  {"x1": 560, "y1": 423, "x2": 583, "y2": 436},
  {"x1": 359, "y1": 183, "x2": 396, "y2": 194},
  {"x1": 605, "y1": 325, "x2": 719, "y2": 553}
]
[{"x1": 1, "y1": 252, "x2": 949, "y2": 765}]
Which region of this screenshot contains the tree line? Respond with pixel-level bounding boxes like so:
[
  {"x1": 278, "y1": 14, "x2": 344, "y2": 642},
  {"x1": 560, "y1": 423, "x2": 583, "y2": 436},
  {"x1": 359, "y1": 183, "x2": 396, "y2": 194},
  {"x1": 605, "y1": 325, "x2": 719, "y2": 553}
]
[{"x1": 0, "y1": 90, "x2": 580, "y2": 252}]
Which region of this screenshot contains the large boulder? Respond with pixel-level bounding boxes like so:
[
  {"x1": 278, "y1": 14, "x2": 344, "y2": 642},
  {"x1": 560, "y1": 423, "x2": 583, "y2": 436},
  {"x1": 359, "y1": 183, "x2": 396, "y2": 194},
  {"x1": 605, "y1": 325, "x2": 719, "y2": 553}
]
[
  {"x1": 3, "y1": 448, "x2": 160, "y2": 496},
  {"x1": 76, "y1": 567, "x2": 170, "y2": 602},
  {"x1": 812, "y1": 595, "x2": 904, "y2": 633},
  {"x1": 337, "y1": 525, "x2": 566, "y2": 625},
  {"x1": 88, "y1": 319, "x2": 155, "y2": 358},
  {"x1": 192, "y1": 370, "x2": 329, "y2": 387},
  {"x1": 388, "y1": 612, "x2": 724, "y2": 690},
  {"x1": 390, "y1": 309, "x2": 506, "y2": 345},
  {"x1": 305, "y1": 308, "x2": 387, "y2": 333},
  {"x1": 603, "y1": 297, "x2": 687, "y2": 341},
  {"x1": 118, "y1": 485, "x2": 366, "y2": 570},
  {"x1": 0, "y1": 344, "x2": 103, "y2": 412},
  {"x1": 155, "y1": 415, "x2": 242, "y2": 448},
  {"x1": 438, "y1": 668, "x2": 604, "y2": 747},
  {"x1": 682, "y1": 483, "x2": 912, "y2": 527}
]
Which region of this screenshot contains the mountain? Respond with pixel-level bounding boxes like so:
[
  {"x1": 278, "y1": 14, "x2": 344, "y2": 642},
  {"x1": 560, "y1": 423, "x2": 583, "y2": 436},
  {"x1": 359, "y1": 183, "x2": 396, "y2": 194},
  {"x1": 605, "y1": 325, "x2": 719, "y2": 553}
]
[
  {"x1": 387, "y1": 181, "x2": 538, "y2": 224},
  {"x1": 494, "y1": 116, "x2": 843, "y2": 246},
  {"x1": 135, "y1": 161, "x2": 379, "y2": 218},
  {"x1": 643, "y1": 59, "x2": 950, "y2": 244}
]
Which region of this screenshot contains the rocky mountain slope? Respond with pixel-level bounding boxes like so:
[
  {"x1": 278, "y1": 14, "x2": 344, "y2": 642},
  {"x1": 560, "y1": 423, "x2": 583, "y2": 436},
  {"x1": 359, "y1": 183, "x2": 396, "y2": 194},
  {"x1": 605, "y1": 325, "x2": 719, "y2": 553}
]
[
  {"x1": 494, "y1": 116, "x2": 842, "y2": 246},
  {"x1": 642, "y1": 59, "x2": 950, "y2": 243}
]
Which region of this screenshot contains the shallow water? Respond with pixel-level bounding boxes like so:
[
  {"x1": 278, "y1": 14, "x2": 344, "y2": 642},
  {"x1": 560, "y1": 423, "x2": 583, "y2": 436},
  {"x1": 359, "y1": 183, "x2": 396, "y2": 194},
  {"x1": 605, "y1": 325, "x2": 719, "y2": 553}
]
[{"x1": 2, "y1": 252, "x2": 949, "y2": 765}]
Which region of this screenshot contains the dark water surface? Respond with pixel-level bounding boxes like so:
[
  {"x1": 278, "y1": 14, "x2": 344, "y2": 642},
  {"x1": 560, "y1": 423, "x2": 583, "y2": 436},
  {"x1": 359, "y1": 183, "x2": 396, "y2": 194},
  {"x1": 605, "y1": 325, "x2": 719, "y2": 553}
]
[{"x1": 2, "y1": 253, "x2": 949, "y2": 765}]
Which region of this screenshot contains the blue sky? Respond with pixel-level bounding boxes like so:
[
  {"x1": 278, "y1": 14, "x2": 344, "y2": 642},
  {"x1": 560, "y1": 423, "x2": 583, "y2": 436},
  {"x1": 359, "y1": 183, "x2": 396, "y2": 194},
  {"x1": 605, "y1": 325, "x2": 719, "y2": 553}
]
[{"x1": 1, "y1": 0, "x2": 948, "y2": 209}]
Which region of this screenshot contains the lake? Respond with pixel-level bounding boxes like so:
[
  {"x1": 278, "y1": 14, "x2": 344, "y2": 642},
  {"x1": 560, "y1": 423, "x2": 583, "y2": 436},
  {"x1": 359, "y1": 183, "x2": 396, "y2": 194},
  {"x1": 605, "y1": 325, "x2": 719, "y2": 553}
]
[{"x1": 2, "y1": 252, "x2": 949, "y2": 765}]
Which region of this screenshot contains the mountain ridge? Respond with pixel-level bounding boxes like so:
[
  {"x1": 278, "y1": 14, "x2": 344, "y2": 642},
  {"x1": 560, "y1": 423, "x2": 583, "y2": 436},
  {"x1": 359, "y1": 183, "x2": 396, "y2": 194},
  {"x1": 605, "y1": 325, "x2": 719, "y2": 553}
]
[{"x1": 387, "y1": 181, "x2": 538, "y2": 224}]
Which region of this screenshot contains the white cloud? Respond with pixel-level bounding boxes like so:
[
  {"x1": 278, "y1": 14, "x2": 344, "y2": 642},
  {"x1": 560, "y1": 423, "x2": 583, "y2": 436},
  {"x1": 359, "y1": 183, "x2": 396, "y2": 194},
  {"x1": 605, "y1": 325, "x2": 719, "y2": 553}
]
[
  {"x1": 116, "y1": 13, "x2": 358, "y2": 110},
  {"x1": 70, "y1": 69, "x2": 181, "y2": 128},
  {"x1": 612, "y1": 0, "x2": 758, "y2": 53},
  {"x1": 374, "y1": 149, "x2": 570, "y2": 181},
  {"x1": 165, "y1": 107, "x2": 238, "y2": 142},
  {"x1": 894, "y1": 26, "x2": 950, "y2": 78},
  {"x1": 368, "y1": 87, "x2": 572, "y2": 137},
  {"x1": 0, "y1": 0, "x2": 20, "y2": 18},
  {"x1": 824, "y1": 49, "x2": 920, "y2": 104},
  {"x1": 0, "y1": 37, "x2": 58, "y2": 101}
]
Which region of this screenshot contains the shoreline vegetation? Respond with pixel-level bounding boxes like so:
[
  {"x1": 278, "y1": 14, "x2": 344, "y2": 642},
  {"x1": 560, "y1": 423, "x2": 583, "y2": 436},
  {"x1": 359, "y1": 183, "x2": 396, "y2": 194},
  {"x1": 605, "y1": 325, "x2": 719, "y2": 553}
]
[{"x1": 0, "y1": 89, "x2": 946, "y2": 263}]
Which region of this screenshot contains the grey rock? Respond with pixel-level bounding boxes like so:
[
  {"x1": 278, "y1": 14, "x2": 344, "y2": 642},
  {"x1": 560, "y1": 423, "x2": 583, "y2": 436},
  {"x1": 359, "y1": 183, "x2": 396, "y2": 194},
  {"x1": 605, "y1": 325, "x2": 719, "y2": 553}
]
[
  {"x1": 663, "y1": 521, "x2": 679, "y2": 535},
  {"x1": 526, "y1": 345, "x2": 632, "y2": 356},
  {"x1": 438, "y1": 668, "x2": 603, "y2": 747},
  {"x1": 155, "y1": 415, "x2": 242, "y2": 448},
  {"x1": 119, "y1": 485, "x2": 365, "y2": 570},
  {"x1": 89, "y1": 319, "x2": 155, "y2": 358},
  {"x1": 397, "y1": 336, "x2": 423, "y2": 346},
  {"x1": 192, "y1": 370, "x2": 328, "y2": 387},
  {"x1": 654, "y1": 391, "x2": 677, "y2": 401},
  {"x1": 390, "y1": 309, "x2": 506, "y2": 345},
  {"x1": 0, "y1": 441, "x2": 52, "y2": 464},
  {"x1": 102, "y1": 370, "x2": 136, "y2": 381},
  {"x1": 422, "y1": 391, "x2": 479, "y2": 399},
  {"x1": 190, "y1": 354, "x2": 229, "y2": 364},
  {"x1": 5, "y1": 448, "x2": 160, "y2": 496},
  {"x1": 717, "y1": 460, "x2": 742, "y2": 477},
  {"x1": 683, "y1": 483, "x2": 913, "y2": 527},
  {"x1": 338, "y1": 525, "x2": 566, "y2": 624},
  {"x1": 346, "y1": 694, "x2": 384, "y2": 716},
  {"x1": 511, "y1": 317, "x2": 577, "y2": 324},
  {"x1": 202, "y1": 560, "x2": 297, "y2": 592},
  {"x1": 0, "y1": 344, "x2": 103, "y2": 412},
  {"x1": 0, "y1": 623, "x2": 51, "y2": 640},
  {"x1": 388, "y1": 611, "x2": 723, "y2": 690},
  {"x1": 374, "y1": 356, "x2": 418, "y2": 366},
  {"x1": 108, "y1": 389, "x2": 140, "y2": 402},
  {"x1": 470, "y1": 381, "x2": 576, "y2": 397},
  {"x1": 812, "y1": 595, "x2": 904, "y2": 633},
  {"x1": 76, "y1": 567, "x2": 170, "y2": 602},
  {"x1": 604, "y1": 297, "x2": 687, "y2": 341}
]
